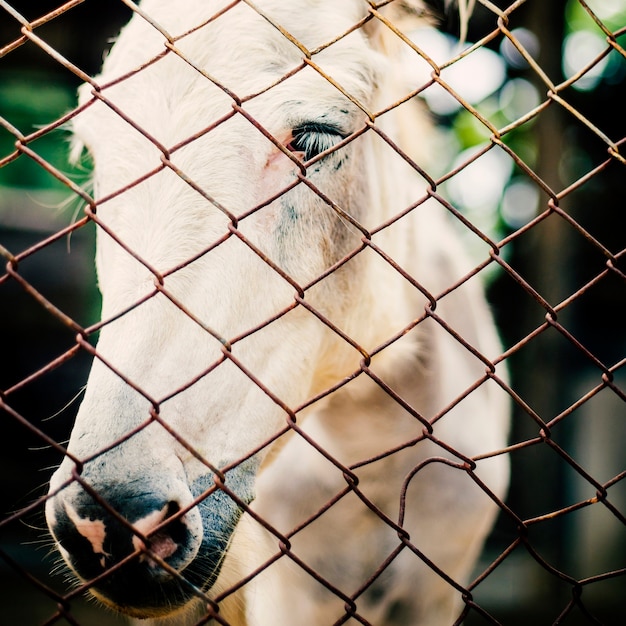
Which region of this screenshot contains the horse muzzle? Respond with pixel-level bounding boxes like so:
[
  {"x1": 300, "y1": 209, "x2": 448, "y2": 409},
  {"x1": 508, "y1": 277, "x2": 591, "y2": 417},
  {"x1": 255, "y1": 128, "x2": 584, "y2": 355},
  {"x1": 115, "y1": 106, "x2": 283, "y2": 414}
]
[{"x1": 45, "y1": 461, "x2": 257, "y2": 618}]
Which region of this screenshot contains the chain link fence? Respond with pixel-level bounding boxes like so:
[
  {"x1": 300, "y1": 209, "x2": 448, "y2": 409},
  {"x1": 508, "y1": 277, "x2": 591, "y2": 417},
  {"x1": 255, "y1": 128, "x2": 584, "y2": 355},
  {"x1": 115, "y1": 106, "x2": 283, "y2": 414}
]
[{"x1": 1, "y1": 0, "x2": 625, "y2": 624}]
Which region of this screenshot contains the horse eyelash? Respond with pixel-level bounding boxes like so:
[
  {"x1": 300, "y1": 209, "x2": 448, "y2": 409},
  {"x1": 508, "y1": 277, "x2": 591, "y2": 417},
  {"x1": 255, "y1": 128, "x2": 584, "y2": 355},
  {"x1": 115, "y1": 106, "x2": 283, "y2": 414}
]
[{"x1": 288, "y1": 122, "x2": 346, "y2": 161}]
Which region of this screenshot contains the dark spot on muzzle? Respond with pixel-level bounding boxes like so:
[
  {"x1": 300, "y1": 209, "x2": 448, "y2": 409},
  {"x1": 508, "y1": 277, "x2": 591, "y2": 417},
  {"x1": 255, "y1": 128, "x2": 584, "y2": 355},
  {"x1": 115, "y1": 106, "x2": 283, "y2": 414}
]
[{"x1": 48, "y1": 461, "x2": 257, "y2": 618}]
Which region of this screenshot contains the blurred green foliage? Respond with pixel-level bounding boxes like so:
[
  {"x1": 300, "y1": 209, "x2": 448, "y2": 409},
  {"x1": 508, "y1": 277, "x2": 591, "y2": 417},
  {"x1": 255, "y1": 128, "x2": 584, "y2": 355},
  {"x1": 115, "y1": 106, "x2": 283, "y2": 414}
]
[{"x1": 0, "y1": 71, "x2": 85, "y2": 192}]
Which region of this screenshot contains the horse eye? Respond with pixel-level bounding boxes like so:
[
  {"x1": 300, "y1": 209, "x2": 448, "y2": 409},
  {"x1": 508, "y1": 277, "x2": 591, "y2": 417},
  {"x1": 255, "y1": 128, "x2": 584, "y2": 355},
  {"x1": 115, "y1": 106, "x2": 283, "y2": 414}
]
[{"x1": 288, "y1": 123, "x2": 345, "y2": 161}]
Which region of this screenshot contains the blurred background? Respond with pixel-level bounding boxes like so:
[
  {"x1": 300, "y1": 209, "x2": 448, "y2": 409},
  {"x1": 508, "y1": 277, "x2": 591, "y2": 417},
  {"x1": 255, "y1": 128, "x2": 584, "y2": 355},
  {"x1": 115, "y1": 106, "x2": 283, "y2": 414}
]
[{"x1": 1, "y1": 0, "x2": 624, "y2": 623}]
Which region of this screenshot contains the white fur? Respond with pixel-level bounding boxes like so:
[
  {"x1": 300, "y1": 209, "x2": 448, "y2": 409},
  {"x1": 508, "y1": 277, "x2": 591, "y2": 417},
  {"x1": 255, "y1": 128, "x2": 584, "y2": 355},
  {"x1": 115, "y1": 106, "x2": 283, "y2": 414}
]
[{"x1": 47, "y1": 1, "x2": 509, "y2": 624}]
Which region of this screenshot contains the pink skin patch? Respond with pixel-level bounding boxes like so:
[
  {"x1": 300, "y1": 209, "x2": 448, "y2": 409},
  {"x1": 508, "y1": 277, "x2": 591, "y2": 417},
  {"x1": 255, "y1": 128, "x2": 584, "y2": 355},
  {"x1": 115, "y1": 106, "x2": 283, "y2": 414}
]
[
  {"x1": 65, "y1": 502, "x2": 109, "y2": 568},
  {"x1": 132, "y1": 505, "x2": 179, "y2": 567},
  {"x1": 265, "y1": 132, "x2": 304, "y2": 181},
  {"x1": 248, "y1": 139, "x2": 302, "y2": 232}
]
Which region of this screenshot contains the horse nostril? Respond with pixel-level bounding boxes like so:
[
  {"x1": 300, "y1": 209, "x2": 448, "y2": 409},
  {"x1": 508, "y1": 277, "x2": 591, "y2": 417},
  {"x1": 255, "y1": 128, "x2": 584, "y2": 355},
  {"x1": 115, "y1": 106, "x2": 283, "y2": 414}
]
[
  {"x1": 50, "y1": 492, "x2": 195, "y2": 583},
  {"x1": 163, "y1": 500, "x2": 181, "y2": 521},
  {"x1": 46, "y1": 479, "x2": 212, "y2": 615},
  {"x1": 132, "y1": 500, "x2": 188, "y2": 566}
]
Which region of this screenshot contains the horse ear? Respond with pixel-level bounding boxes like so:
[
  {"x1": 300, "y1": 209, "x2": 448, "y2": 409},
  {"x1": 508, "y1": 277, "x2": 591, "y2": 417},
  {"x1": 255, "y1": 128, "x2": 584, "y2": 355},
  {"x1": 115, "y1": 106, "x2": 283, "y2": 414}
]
[{"x1": 365, "y1": 0, "x2": 475, "y2": 52}]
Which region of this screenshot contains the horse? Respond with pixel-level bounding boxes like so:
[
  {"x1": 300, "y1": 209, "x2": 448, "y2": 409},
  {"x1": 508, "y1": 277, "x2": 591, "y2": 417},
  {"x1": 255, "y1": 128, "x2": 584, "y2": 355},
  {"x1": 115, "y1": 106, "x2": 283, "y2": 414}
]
[{"x1": 45, "y1": 1, "x2": 510, "y2": 624}]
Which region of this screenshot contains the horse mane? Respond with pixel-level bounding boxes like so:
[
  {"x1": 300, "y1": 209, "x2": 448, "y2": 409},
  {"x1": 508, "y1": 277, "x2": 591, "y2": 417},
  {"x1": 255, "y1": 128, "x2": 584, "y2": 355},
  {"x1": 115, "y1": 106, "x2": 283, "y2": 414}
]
[{"x1": 368, "y1": 0, "x2": 475, "y2": 47}]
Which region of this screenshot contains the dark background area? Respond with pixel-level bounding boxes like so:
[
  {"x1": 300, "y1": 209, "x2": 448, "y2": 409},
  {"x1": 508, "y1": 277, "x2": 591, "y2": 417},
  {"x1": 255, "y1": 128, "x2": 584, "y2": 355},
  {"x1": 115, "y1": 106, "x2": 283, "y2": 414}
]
[{"x1": 1, "y1": 1, "x2": 624, "y2": 624}]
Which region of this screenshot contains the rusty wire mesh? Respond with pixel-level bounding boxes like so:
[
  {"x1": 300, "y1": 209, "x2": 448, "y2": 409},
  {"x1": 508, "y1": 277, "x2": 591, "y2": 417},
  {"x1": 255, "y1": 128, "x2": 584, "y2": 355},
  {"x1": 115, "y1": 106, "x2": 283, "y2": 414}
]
[{"x1": 1, "y1": 0, "x2": 625, "y2": 624}]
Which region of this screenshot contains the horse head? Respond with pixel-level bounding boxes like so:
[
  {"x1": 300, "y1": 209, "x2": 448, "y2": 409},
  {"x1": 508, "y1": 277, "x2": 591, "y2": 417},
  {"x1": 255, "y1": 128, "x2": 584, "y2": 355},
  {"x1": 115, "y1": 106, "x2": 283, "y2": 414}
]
[{"x1": 45, "y1": 1, "x2": 502, "y2": 621}]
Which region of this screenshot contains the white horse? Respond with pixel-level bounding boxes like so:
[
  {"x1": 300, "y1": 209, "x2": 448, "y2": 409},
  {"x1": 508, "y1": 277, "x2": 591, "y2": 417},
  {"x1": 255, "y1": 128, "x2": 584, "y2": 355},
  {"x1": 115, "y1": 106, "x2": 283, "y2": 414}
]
[{"x1": 46, "y1": 1, "x2": 510, "y2": 624}]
